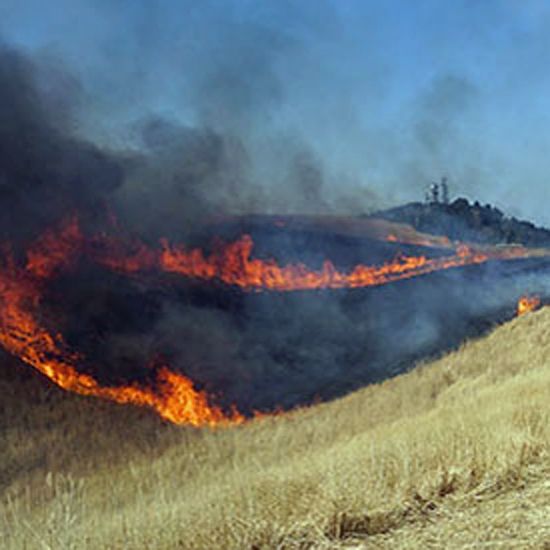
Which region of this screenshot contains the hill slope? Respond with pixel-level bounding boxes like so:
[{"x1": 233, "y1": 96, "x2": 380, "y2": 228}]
[
  {"x1": 377, "y1": 198, "x2": 550, "y2": 247},
  {"x1": 1, "y1": 308, "x2": 550, "y2": 549}
]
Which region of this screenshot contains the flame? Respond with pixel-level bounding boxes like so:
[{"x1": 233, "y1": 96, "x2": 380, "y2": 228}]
[
  {"x1": 21, "y1": 217, "x2": 541, "y2": 292},
  {"x1": 1, "y1": 215, "x2": 549, "y2": 425},
  {"x1": 517, "y1": 295, "x2": 541, "y2": 316},
  {"x1": 115, "y1": 237, "x2": 533, "y2": 292}
]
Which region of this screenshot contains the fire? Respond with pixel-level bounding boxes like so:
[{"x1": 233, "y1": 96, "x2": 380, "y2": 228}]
[
  {"x1": 517, "y1": 295, "x2": 541, "y2": 316},
  {"x1": 21, "y1": 217, "x2": 541, "y2": 292},
  {"x1": 1, "y1": 215, "x2": 548, "y2": 425},
  {"x1": 117, "y1": 236, "x2": 533, "y2": 292}
]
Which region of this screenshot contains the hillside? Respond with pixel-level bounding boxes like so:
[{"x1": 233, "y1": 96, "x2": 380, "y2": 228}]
[
  {"x1": 377, "y1": 198, "x2": 550, "y2": 248},
  {"x1": 1, "y1": 308, "x2": 550, "y2": 549}
]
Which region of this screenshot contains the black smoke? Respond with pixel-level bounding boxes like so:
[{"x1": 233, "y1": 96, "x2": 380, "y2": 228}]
[{"x1": 0, "y1": 46, "x2": 123, "y2": 245}]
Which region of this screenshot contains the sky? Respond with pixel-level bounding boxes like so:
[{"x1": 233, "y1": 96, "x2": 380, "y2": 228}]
[{"x1": 1, "y1": 0, "x2": 550, "y2": 224}]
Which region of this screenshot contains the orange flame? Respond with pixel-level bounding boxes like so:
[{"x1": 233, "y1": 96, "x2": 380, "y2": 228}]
[
  {"x1": 110, "y1": 236, "x2": 532, "y2": 291},
  {"x1": 517, "y1": 295, "x2": 541, "y2": 316},
  {"x1": 21, "y1": 217, "x2": 539, "y2": 292}
]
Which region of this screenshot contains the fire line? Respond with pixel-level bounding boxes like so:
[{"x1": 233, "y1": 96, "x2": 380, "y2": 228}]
[{"x1": 1, "y1": 216, "x2": 549, "y2": 426}]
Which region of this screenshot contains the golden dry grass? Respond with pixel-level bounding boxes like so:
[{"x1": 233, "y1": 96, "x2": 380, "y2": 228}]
[{"x1": 1, "y1": 307, "x2": 550, "y2": 549}]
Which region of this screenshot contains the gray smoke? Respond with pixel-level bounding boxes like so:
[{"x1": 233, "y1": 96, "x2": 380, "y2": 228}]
[{"x1": 2, "y1": 1, "x2": 550, "y2": 224}]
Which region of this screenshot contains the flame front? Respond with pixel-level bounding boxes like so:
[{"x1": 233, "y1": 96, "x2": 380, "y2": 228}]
[
  {"x1": 26, "y1": 217, "x2": 540, "y2": 292},
  {"x1": 1, "y1": 216, "x2": 548, "y2": 425},
  {"x1": 517, "y1": 295, "x2": 541, "y2": 316},
  {"x1": 109, "y1": 235, "x2": 534, "y2": 291}
]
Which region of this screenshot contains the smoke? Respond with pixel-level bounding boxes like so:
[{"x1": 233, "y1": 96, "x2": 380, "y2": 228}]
[
  {"x1": 2, "y1": 2, "x2": 549, "y2": 219},
  {"x1": 0, "y1": 45, "x2": 123, "y2": 245},
  {"x1": 1, "y1": 2, "x2": 550, "y2": 223}
]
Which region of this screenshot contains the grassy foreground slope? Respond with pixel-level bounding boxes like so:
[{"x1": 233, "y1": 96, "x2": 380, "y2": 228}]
[{"x1": 1, "y1": 309, "x2": 550, "y2": 549}]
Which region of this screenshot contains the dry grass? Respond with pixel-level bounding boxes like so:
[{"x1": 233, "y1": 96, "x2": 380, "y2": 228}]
[{"x1": 1, "y1": 308, "x2": 550, "y2": 549}]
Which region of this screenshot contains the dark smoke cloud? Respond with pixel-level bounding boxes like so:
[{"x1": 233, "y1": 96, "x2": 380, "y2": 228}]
[
  {"x1": 0, "y1": 41, "x2": 335, "y2": 245},
  {"x1": 0, "y1": 0, "x2": 388, "y2": 220},
  {"x1": 115, "y1": 119, "x2": 253, "y2": 239},
  {"x1": 2, "y1": 1, "x2": 550, "y2": 223},
  {"x1": 0, "y1": 45, "x2": 123, "y2": 244}
]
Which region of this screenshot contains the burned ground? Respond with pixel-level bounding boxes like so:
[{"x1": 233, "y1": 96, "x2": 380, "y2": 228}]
[{"x1": 36, "y1": 222, "x2": 550, "y2": 415}]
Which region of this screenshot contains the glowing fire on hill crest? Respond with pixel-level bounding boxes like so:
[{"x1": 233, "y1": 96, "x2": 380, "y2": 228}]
[{"x1": 1, "y1": 215, "x2": 548, "y2": 426}]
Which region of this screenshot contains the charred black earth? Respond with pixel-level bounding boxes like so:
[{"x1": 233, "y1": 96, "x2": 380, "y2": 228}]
[{"x1": 34, "y1": 199, "x2": 550, "y2": 415}]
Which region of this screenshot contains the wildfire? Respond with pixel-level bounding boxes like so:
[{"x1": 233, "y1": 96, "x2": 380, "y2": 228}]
[
  {"x1": 121, "y1": 236, "x2": 533, "y2": 291},
  {"x1": 0, "y1": 215, "x2": 548, "y2": 426},
  {"x1": 517, "y1": 295, "x2": 541, "y2": 316},
  {"x1": 20, "y1": 216, "x2": 541, "y2": 293}
]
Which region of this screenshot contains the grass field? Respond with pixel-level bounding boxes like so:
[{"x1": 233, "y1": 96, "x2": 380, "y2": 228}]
[{"x1": 1, "y1": 308, "x2": 549, "y2": 549}]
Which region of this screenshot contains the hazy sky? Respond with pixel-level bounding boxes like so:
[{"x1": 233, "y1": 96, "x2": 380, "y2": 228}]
[{"x1": 1, "y1": 0, "x2": 550, "y2": 223}]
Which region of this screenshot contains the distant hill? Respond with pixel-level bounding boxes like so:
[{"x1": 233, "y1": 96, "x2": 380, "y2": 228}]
[{"x1": 375, "y1": 198, "x2": 550, "y2": 247}]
